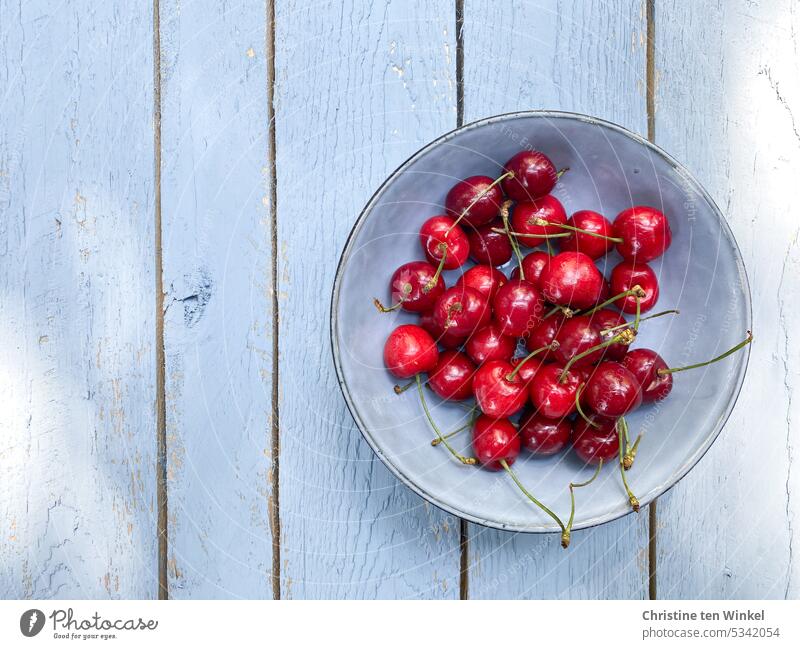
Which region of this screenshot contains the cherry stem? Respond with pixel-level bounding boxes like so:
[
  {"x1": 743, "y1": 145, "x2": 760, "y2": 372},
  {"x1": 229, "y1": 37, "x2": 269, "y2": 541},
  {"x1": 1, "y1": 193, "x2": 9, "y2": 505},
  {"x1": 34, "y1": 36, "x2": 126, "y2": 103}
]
[
  {"x1": 559, "y1": 328, "x2": 636, "y2": 382},
  {"x1": 557, "y1": 167, "x2": 569, "y2": 178},
  {"x1": 582, "y1": 285, "x2": 646, "y2": 317},
  {"x1": 532, "y1": 218, "x2": 624, "y2": 243},
  {"x1": 500, "y1": 202, "x2": 527, "y2": 280},
  {"x1": 394, "y1": 381, "x2": 414, "y2": 394},
  {"x1": 423, "y1": 243, "x2": 447, "y2": 293},
  {"x1": 373, "y1": 297, "x2": 403, "y2": 313},
  {"x1": 447, "y1": 171, "x2": 514, "y2": 234},
  {"x1": 657, "y1": 331, "x2": 753, "y2": 376},
  {"x1": 416, "y1": 374, "x2": 476, "y2": 465},
  {"x1": 490, "y1": 227, "x2": 571, "y2": 240},
  {"x1": 575, "y1": 383, "x2": 600, "y2": 428},
  {"x1": 431, "y1": 413, "x2": 476, "y2": 446},
  {"x1": 623, "y1": 433, "x2": 642, "y2": 471},
  {"x1": 617, "y1": 420, "x2": 639, "y2": 512},
  {"x1": 563, "y1": 459, "x2": 603, "y2": 548},
  {"x1": 499, "y1": 459, "x2": 566, "y2": 536},
  {"x1": 600, "y1": 309, "x2": 679, "y2": 335},
  {"x1": 632, "y1": 295, "x2": 642, "y2": 332},
  {"x1": 544, "y1": 304, "x2": 576, "y2": 319},
  {"x1": 506, "y1": 342, "x2": 558, "y2": 381}
]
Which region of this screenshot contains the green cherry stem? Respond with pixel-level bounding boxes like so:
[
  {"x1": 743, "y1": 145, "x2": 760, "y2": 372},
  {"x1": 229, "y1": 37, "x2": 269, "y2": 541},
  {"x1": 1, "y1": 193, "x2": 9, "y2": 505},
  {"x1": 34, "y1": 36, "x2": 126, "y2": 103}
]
[
  {"x1": 575, "y1": 383, "x2": 600, "y2": 428},
  {"x1": 499, "y1": 459, "x2": 566, "y2": 538},
  {"x1": 617, "y1": 420, "x2": 639, "y2": 512},
  {"x1": 500, "y1": 201, "x2": 527, "y2": 280},
  {"x1": 532, "y1": 217, "x2": 623, "y2": 243},
  {"x1": 373, "y1": 298, "x2": 403, "y2": 313},
  {"x1": 431, "y1": 411, "x2": 477, "y2": 446},
  {"x1": 423, "y1": 243, "x2": 448, "y2": 293},
  {"x1": 563, "y1": 459, "x2": 603, "y2": 548},
  {"x1": 505, "y1": 342, "x2": 558, "y2": 381},
  {"x1": 559, "y1": 328, "x2": 637, "y2": 382},
  {"x1": 544, "y1": 304, "x2": 576, "y2": 319},
  {"x1": 657, "y1": 331, "x2": 753, "y2": 376},
  {"x1": 416, "y1": 374, "x2": 476, "y2": 465},
  {"x1": 600, "y1": 309, "x2": 680, "y2": 335},
  {"x1": 490, "y1": 227, "x2": 571, "y2": 240},
  {"x1": 394, "y1": 380, "x2": 415, "y2": 394},
  {"x1": 582, "y1": 285, "x2": 646, "y2": 317},
  {"x1": 447, "y1": 171, "x2": 514, "y2": 234},
  {"x1": 557, "y1": 167, "x2": 570, "y2": 178}
]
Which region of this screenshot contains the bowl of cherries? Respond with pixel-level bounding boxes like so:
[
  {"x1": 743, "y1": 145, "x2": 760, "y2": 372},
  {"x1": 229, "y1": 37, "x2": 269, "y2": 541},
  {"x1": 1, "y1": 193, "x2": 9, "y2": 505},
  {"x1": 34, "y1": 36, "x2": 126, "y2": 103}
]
[{"x1": 332, "y1": 111, "x2": 751, "y2": 543}]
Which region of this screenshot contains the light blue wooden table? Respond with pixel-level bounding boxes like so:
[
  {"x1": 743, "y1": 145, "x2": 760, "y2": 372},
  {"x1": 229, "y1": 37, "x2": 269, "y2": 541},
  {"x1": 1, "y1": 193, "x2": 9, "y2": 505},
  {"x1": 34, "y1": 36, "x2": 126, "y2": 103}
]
[{"x1": 1, "y1": 0, "x2": 798, "y2": 599}]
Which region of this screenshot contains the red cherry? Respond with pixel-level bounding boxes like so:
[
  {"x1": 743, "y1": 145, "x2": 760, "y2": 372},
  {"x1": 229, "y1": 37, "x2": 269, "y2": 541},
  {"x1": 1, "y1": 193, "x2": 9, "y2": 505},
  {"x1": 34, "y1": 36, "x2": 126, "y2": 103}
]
[
  {"x1": 509, "y1": 355, "x2": 546, "y2": 385},
  {"x1": 510, "y1": 196, "x2": 568, "y2": 248},
  {"x1": 525, "y1": 313, "x2": 563, "y2": 360},
  {"x1": 539, "y1": 251, "x2": 605, "y2": 310},
  {"x1": 492, "y1": 279, "x2": 545, "y2": 337},
  {"x1": 427, "y1": 350, "x2": 476, "y2": 401},
  {"x1": 553, "y1": 315, "x2": 602, "y2": 367},
  {"x1": 419, "y1": 215, "x2": 470, "y2": 270},
  {"x1": 502, "y1": 150, "x2": 558, "y2": 201},
  {"x1": 622, "y1": 348, "x2": 673, "y2": 402},
  {"x1": 610, "y1": 261, "x2": 659, "y2": 313},
  {"x1": 473, "y1": 360, "x2": 528, "y2": 418},
  {"x1": 519, "y1": 410, "x2": 572, "y2": 455},
  {"x1": 456, "y1": 264, "x2": 507, "y2": 300},
  {"x1": 419, "y1": 310, "x2": 466, "y2": 349},
  {"x1": 472, "y1": 415, "x2": 521, "y2": 470},
  {"x1": 380, "y1": 261, "x2": 444, "y2": 313},
  {"x1": 614, "y1": 206, "x2": 672, "y2": 262},
  {"x1": 383, "y1": 324, "x2": 439, "y2": 379},
  {"x1": 558, "y1": 210, "x2": 616, "y2": 260},
  {"x1": 588, "y1": 308, "x2": 630, "y2": 361},
  {"x1": 572, "y1": 417, "x2": 620, "y2": 465},
  {"x1": 510, "y1": 250, "x2": 551, "y2": 287},
  {"x1": 466, "y1": 220, "x2": 513, "y2": 265},
  {"x1": 529, "y1": 364, "x2": 582, "y2": 419},
  {"x1": 432, "y1": 285, "x2": 491, "y2": 338},
  {"x1": 466, "y1": 324, "x2": 517, "y2": 365},
  {"x1": 583, "y1": 361, "x2": 642, "y2": 418},
  {"x1": 445, "y1": 175, "x2": 504, "y2": 227}
]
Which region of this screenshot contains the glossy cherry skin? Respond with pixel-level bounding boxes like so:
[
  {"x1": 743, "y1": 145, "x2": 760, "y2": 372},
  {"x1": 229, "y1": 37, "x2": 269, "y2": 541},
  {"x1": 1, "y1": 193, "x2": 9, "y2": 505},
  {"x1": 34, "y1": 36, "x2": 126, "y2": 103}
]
[
  {"x1": 383, "y1": 324, "x2": 439, "y2": 379},
  {"x1": 432, "y1": 285, "x2": 491, "y2": 338},
  {"x1": 427, "y1": 350, "x2": 476, "y2": 401},
  {"x1": 502, "y1": 150, "x2": 558, "y2": 201},
  {"x1": 466, "y1": 324, "x2": 517, "y2": 365},
  {"x1": 456, "y1": 264, "x2": 507, "y2": 300},
  {"x1": 622, "y1": 348, "x2": 673, "y2": 402},
  {"x1": 589, "y1": 308, "x2": 629, "y2": 361},
  {"x1": 519, "y1": 410, "x2": 572, "y2": 455},
  {"x1": 539, "y1": 251, "x2": 605, "y2": 310},
  {"x1": 614, "y1": 205, "x2": 672, "y2": 262},
  {"x1": 467, "y1": 220, "x2": 513, "y2": 265},
  {"x1": 388, "y1": 261, "x2": 445, "y2": 313},
  {"x1": 445, "y1": 175, "x2": 504, "y2": 227},
  {"x1": 529, "y1": 364, "x2": 582, "y2": 419},
  {"x1": 553, "y1": 315, "x2": 602, "y2": 367},
  {"x1": 510, "y1": 196, "x2": 568, "y2": 248},
  {"x1": 525, "y1": 313, "x2": 563, "y2": 360},
  {"x1": 558, "y1": 210, "x2": 615, "y2": 260},
  {"x1": 473, "y1": 360, "x2": 528, "y2": 418},
  {"x1": 492, "y1": 279, "x2": 545, "y2": 337},
  {"x1": 610, "y1": 260, "x2": 659, "y2": 313},
  {"x1": 572, "y1": 417, "x2": 620, "y2": 465},
  {"x1": 509, "y1": 355, "x2": 546, "y2": 386},
  {"x1": 419, "y1": 215, "x2": 470, "y2": 270},
  {"x1": 583, "y1": 361, "x2": 643, "y2": 418},
  {"x1": 472, "y1": 416, "x2": 521, "y2": 470},
  {"x1": 419, "y1": 310, "x2": 466, "y2": 349},
  {"x1": 510, "y1": 250, "x2": 551, "y2": 288}
]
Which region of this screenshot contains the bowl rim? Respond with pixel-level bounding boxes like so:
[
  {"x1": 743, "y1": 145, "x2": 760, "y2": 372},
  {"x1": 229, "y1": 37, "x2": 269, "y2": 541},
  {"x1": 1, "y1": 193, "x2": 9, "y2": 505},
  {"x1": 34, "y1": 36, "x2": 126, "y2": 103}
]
[{"x1": 329, "y1": 109, "x2": 753, "y2": 533}]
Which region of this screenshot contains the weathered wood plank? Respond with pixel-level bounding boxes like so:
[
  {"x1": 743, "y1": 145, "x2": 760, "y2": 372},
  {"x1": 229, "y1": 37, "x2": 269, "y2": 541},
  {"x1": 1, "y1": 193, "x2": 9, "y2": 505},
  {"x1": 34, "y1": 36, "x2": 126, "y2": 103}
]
[
  {"x1": 654, "y1": 0, "x2": 799, "y2": 598},
  {"x1": 0, "y1": 1, "x2": 158, "y2": 597},
  {"x1": 158, "y1": 0, "x2": 275, "y2": 598},
  {"x1": 461, "y1": 0, "x2": 650, "y2": 599},
  {"x1": 274, "y1": 0, "x2": 462, "y2": 598}
]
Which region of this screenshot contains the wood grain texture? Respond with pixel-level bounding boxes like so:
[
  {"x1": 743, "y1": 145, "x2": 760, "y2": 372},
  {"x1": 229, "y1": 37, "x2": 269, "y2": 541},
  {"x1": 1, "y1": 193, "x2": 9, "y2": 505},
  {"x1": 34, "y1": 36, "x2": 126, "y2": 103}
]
[
  {"x1": 461, "y1": 0, "x2": 650, "y2": 599},
  {"x1": 159, "y1": 0, "x2": 275, "y2": 597},
  {"x1": 0, "y1": 1, "x2": 158, "y2": 597},
  {"x1": 654, "y1": 0, "x2": 799, "y2": 599},
  {"x1": 273, "y1": 0, "x2": 462, "y2": 598}
]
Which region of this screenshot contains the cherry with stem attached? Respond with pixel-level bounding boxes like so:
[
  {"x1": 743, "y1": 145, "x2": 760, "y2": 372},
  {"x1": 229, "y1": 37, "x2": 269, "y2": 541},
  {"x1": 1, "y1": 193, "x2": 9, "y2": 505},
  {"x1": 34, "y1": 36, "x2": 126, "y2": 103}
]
[{"x1": 447, "y1": 171, "x2": 514, "y2": 234}]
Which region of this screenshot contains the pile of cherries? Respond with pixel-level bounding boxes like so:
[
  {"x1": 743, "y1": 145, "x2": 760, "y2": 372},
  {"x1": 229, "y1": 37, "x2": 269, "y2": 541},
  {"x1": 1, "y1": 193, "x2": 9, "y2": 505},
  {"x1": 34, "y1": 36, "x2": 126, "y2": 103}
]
[{"x1": 378, "y1": 148, "x2": 751, "y2": 547}]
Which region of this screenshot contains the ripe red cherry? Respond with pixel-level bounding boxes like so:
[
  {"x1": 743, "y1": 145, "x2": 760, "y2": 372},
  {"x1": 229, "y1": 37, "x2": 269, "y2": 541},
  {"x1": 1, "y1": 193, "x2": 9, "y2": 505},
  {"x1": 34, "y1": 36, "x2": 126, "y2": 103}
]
[
  {"x1": 519, "y1": 410, "x2": 572, "y2": 455},
  {"x1": 588, "y1": 308, "x2": 630, "y2": 361},
  {"x1": 472, "y1": 415, "x2": 521, "y2": 470},
  {"x1": 610, "y1": 261, "x2": 659, "y2": 313},
  {"x1": 622, "y1": 348, "x2": 673, "y2": 402},
  {"x1": 509, "y1": 355, "x2": 546, "y2": 385},
  {"x1": 572, "y1": 417, "x2": 620, "y2": 465},
  {"x1": 473, "y1": 360, "x2": 528, "y2": 418},
  {"x1": 456, "y1": 264, "x2": 507, "y2": 300},
  {"x1": 614, "y1": 205, "x2": 672, "y2": 262},
  {"x1": 419, "y1": 310, "x2": 466, "y2": 349},
  {"x1": 383, "y1": 324, "x2": 439, "y2": 379},
  {"x1": 529, "y1": 364, "x2": 582, "y2": 419},
  {"x1": 419, "y1": 215, "x2": 470, "y2": 270},
  {"x1": 384, "y1": 261, "x2": 445, "y2": 312},
  {"x1": 466, "y1": 220, "x2": 513, "y2": 265},
  {"x1": 539, "y1": 251, "x2": 605, "y2": 309},
  {"x1": 502, "y1": 150, "x2": 558, "y2": 201},
  {"x1": 445, "y1": 175, "x2": 504, "y2": 227},
  {"x1": 526, "y1": 313, "x2": 563, "y2": 360},
  {"x1": 558, "y1": 210, "x2": 616, "y2": 260},
  {"x1": 432, "y1": 285, "x2": 490, "y2": 338},
  {"x1": 492, "y1": 279, "x2": 545, "y2": 337},
  {"x1": 510, "y1": 196, "x2": 568, "y2": 247},
  {"x1": 466, "y1": 324, "x2": 516, "y2": 365},
  {"x1": 553, "y1": 315, "x2": 602, "y2": 367},
  {"x1": 427, "y1": 350, "x2": 476, "y2": 401},
  {"x1": 583, "y1": 361, "x2": 642, "y2": 418},
  {"x1": 510, "y1": 250, "x2": 551, "y2": 287}
]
